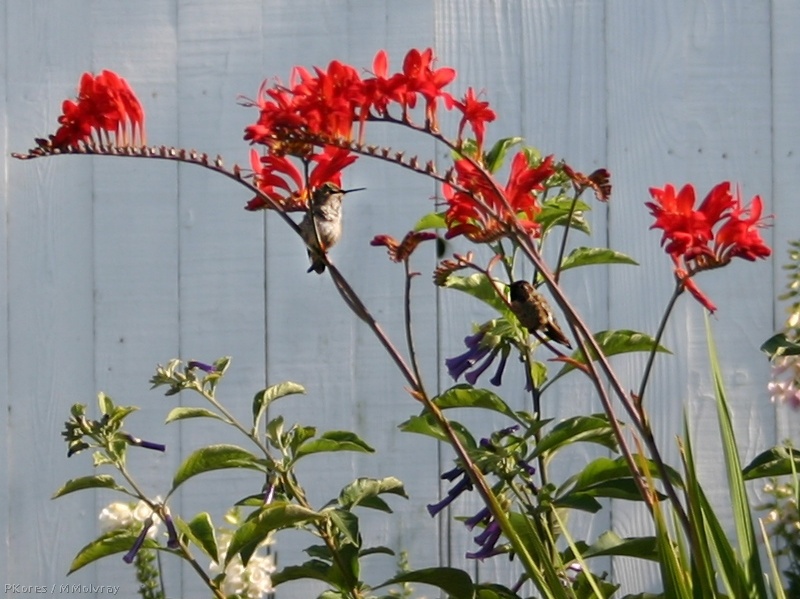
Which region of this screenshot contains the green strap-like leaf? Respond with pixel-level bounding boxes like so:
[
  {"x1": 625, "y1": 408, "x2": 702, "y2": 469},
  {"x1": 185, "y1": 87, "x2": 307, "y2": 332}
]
[
  {"x1": 376, "y1": 567, "x2": 475, "y2": 599},
  {"x1": 293, "y1": 431, "x2": 375, "y2": 461},
  {"x1": 52, "y1": 474, "x2": 129, "y2": 499},
  {"x1": 171, "y1": 444, "x2": 264, "y2": 491}
]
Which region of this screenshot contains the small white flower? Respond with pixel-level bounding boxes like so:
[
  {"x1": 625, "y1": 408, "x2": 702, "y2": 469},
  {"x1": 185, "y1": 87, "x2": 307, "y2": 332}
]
[{"x1": 98, "y1": 502, "x2": 134, "y2": 532}]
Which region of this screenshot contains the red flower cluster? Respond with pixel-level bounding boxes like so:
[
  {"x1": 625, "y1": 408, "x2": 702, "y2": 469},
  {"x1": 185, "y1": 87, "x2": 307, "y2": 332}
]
[
  {"x1": 647, "y1": 182, "x2": 771, "y2": 311},
  {"x1": 52, "y1": 71, "x2": 145, "y2": 149},
  {"x1": 246, "y1": 146, "x2": 356, "y2": 211},
  {"x1": 243, "y1": 48, "x2": 459, "y2": 150},
  {"x1": 443, "y1": 152, "x2": 555, "y2": 241},
  {"x1": 370, "y1": 231, "x2": 437, "y2": 262}
]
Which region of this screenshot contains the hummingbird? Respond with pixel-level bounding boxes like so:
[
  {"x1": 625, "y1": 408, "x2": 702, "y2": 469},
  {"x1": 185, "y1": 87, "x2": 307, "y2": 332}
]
[
  {"x1": 299, "y1": 182, "x2": 365, "y2": 274},
  {"x1": 508, "y1": 280, "x2": 572, "y2": 349}
]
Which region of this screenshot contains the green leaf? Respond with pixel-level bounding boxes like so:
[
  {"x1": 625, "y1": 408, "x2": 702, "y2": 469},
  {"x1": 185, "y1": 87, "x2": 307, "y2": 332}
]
[
  {"x1": 98, "y1": 392, "x2": 114, "y2": 416},
  {"x1": 552, "y1": 492, "x2": 603, "y2": 513},
  {"x1": 172, "y1": 445, "x2": 264, "y2": 491},
  {"x1": 52, "y1": 475, "x2": 129, "y2": 499},
  {"x1": 474, "y1": 583, "x2": 525, "y2": 599},
  {"x1": 742, "y1": 446, "x2": 800, "y2": 480},
  {"x1": 414, "y1": 211, "x2": 447, "y2": 231},
  {"x1": 484, "y1": 136, "x2": 524, "y2": 173},
  {"x1": 570, "y1": 455, "x2": 682, "y2": 492},
  {"x1": 705, "y1": 313, "x2": 769, "y2": 598},
  {"x1": 165, "y1": 407, "x2": 226, "y2": 424},
  {"x1": 377, "y1": 567, "x2": 475, "y2": 599},
  {"x1": 293, "y1": 431, "x2": 375, "y2": 461},
  {"x1": 271, "y1": 559, "x2": 332, "y2": 587},
  {"x1": 442, "y1": 274, "x2": 510, "y2": 315},
  {"x1": 327, "y1": 508, "x2": 359, "y2": 546},
  {"x1": 559, "y1": 247, "x2": 638, "y2": 272},
  {"x1": 399, "y1": 413, "x2": 477, "y2": 450},
  {"x1": 226, "y1": 502, "x2": 322, "y2": 567},
  {"x1": 531, "y1": 415, "x2": 618, "y2": 460},
  {"x1": 252, "y1": 381, "x2": 306, "y2": 431},
  {"x1": 175, "y1": 513, "x2": 218, "y2": 562},
  {"x1": 760, "y1": 332, "x2": 800, "y2": 357},
  {"x1": 434, "y1": 384, "x2": 521, "y2": 422},
  {"x1": 537, "y1": 198, "x2": 592, "y2": 235},
  {"x1": 338, "y1": 477, "x2": 408, "y2": 511},
  {"x1": 68, "y1": 530, "x2": 159, "y2": 574},
  {"x1": 359, "y1": 545, "x2": 395, "y2": 558},
  {"x1": 553, "y1": 330, "x2": 671, "y2": 380}
]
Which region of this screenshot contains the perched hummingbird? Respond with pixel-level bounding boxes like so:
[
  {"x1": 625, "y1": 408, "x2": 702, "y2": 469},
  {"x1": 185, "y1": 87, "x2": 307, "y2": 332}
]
[
  {"x1": 299, "y1": 182, "x2": 365, "y2": 274},
  {"x1": 508, "y1": 280, "x2": 572, "y2": 349}
]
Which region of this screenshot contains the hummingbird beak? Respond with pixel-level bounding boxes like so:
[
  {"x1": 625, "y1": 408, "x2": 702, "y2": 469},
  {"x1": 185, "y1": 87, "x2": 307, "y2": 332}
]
[{"x1": 342, "y1": 187, "x2": 366, "y2": 195}]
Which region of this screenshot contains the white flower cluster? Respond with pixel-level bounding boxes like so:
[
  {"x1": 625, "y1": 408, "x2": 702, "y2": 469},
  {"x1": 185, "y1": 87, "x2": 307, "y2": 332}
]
[
  {"x1": 99, "y1": 499, "x2": 162, "y2": 538},
  {"x1": 210, "y1": 532, "x2": 276, "y2": 599},
  {"x1": 768, "y1": 355, "x2": 800, "y2": 409}
]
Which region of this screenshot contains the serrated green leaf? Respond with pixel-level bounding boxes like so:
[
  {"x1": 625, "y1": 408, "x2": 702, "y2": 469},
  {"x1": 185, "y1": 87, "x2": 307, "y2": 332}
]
[
  {"x1": 252, "y1": 381, "x2": 306, "y2": 431},
  {"x1": 165, "y1": 407, "x2": 226, "y2": 424},
  {"x1": 376, "y1": 567, "x2": 474, "y2": 599},
  {"x1": 414, "y1": 211, "x2": 447, "y2": 231},
  {"x1": 293, "y1": 431, "x2": 374, "y2": 461},
  {"x1": 443, "y1": 274, "x2": 510, "y2": 314},
  {"x1": 531, "y1": 415, "x2": 618, "y2": 460},
  {"x1": 553, "y1": 330, "x2": 671, "y2": 381},
  {"x1": 68, "y1": 530, "x2": 159, "y2": 574},
  {"x1": 399, "y1": 413, "x2": 477, "y2": 450},
  {"x1": 226, "y1": 502, "x2": 322, "y2": 567},
  {"x1": 484, "y1": 136, "x2": 524, "y2": 173},
  {"x1": 338, "y1": 477, "x2": 408, "y2": 510},
  {"x1": 760, "y1": 332, "x2": 800, "y2": 358},
  {"x1": 559, "y1": 247, "x2": 638, "y2": 272},
  {"x1": 172, "y1": 445, "x2": 264, "y2": 491},
  {"x1": 434, "y1": 384, "x2": 520, "y2": 422},
  {"x1": 52, "y1": 475, "x2": 129, "y2": 499},
  {"x1": 175, "y1": 513, "x2": 218, "y2": 562},
  {"x1": 742, "y1": 445, "x2": 800, "y2": 480}
]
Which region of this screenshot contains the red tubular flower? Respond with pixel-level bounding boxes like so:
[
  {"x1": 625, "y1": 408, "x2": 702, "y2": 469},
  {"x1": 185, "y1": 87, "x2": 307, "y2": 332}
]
[
  {"x1": 647, "y1": 181, "x2": 771, "y2": 312},
  {"x1": 246, "y1": 146, "x2": 357, "y2": 212},
  {"x1": 399, "y1": 48, "x2": 455, "y2": 127},
  {"x1": 444, "y1": 152, "x2": 555, "y2": 241},
  {"x1": 450, "y1": 87, "x2": 496, "y2": 154},
  {"x1": 52, "y1": 70, "x2": 146, "y2": 149},
  {"x1": 371, "y1": 231, "x2": 437, "y2": 262}
]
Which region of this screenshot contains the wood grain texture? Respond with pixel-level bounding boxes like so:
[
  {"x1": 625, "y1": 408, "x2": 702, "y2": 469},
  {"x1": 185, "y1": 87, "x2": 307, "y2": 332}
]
[{"x1": 3, "y1": 1, "x2": 798, "y2": 597}]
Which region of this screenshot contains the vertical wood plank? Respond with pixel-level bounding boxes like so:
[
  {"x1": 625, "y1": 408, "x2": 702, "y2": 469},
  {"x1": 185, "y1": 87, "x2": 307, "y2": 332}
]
[
  {"x1": 90, "y1": 2, "x2": 180, "y2": 595},
  {"x1": 6, "y1": 0, "x2": 97, "y2": 589},
  {"x1": 0, "y1": 0, "x2": 9, "y2": 585}
]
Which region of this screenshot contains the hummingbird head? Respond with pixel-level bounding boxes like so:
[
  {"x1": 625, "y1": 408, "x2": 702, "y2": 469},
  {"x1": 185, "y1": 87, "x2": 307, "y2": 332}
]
[
  {"x1": 311, "y1": 182, "x2": 366, "y2": 206},
  {"x1": 509, "y1": 280, "x2": 535, "y2": 302}
]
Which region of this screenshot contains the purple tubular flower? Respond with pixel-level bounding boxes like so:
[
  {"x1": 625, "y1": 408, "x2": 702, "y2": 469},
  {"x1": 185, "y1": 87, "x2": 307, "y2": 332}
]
[
  {"x1": 517, "y1": 459, "x2": 536, "y2": 477},
  {"x1": 465, "y1": 347, "x2": 501, "y2": 385},
  {"x1": 124, "y1": 434, "x2": 166, "y2": 452},
  {"x1": 427, "y1": 469, "x2": 474, "y2": 517},
  {"x1": 187, "y1": 360, "x2": 216, "y2": 373},
  {"x1": 446, "y1": 332, "x2": 491, "y2": 381},
  {"x1": 489, "y1": 348, "x2": 510, "y2": 386},
  {"x1": 464, "y1": 506, "x2": 491, "y2": 530},
  {"x1": 123, "y1": 517, "x2": 153, "y2": 564},
  {"x1": 163, "y1": 513, "x2": 180, "y2": 549},
  {"x1": 466, "y1": 520, "x2": 503, "y2": 560}
]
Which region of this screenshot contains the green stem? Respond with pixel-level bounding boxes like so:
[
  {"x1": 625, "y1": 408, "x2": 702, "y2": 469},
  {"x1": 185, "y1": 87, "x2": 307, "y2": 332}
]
[
  {"x1": 637, "y1": 281, "x2": 683, "y2": 403},
  {"x1": 553, "y1": 192, "x2": 581, "y2": 284}
]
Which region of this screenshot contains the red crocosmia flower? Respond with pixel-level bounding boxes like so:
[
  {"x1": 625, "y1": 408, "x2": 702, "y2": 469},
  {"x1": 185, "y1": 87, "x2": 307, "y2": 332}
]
[
  {"x1": 52, "y1": 70, "x2": 146, "y2": 148},
  {"x1": 647, "y1": 181, "x2": 771, "y2": 312},
  {"x1": 444, "y1": 152, "x2": 555, "y2": 241},
  {"x1": 247, "y1": 146, "x2": 357, "y2": 212},
  {"x1": 450, "y1": 87, "x2": 496, "y2": 154},
  {"x1": 371, "y1": 231, "x2": 437, "y2": 262},
  {"x1": 399, "y1": 48, "x2": 455, "y2": 126}
]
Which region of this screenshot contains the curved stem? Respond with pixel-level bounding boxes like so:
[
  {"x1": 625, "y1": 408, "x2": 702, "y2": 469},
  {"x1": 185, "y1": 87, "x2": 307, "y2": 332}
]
[
  {"x1": 553, "y1": 192, "x2": 581, "y2": 283},
  {"x1": 403, "y1": 261, "x2": 428, "y2": 399},
  {"x1": 637, "y1": 281, "x2": 683, "y2": 403}
]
